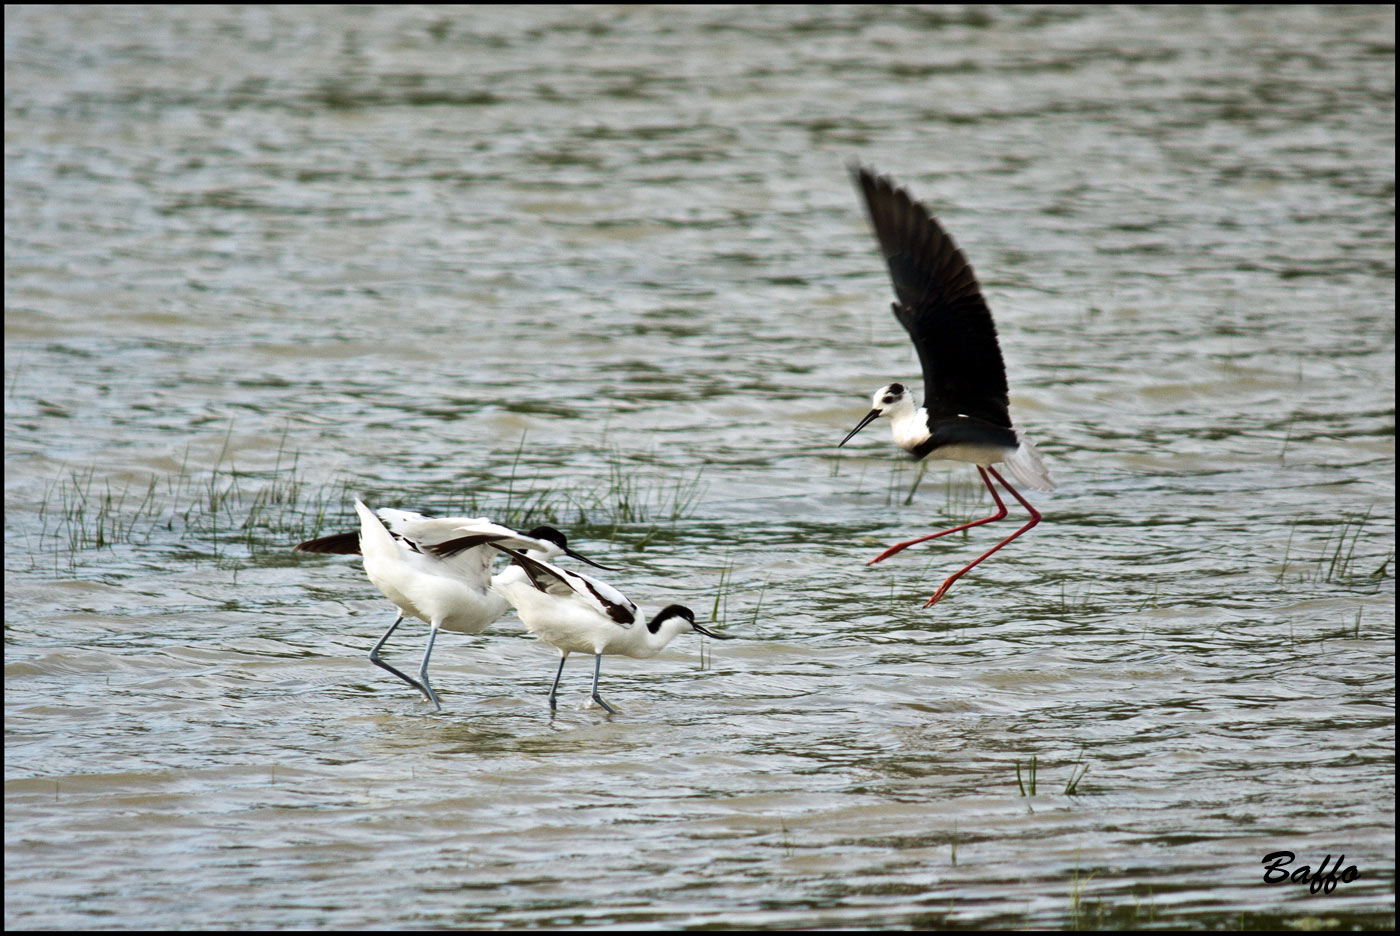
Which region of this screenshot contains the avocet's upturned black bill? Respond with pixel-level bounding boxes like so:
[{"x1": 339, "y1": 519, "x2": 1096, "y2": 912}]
[
  {"x1": 293, "y1": 503, "x2": 612, "y2": 710},
  {"x1": 840, "y1": 165, "x2": 1054, "y2": 608},
  {"x1": 491, "y1": 546, "x2": 732, "y2": 714}
]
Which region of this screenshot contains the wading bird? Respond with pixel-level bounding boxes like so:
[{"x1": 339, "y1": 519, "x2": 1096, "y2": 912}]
[
  {"x1": 839, "y1": 166, "x2": 1054, "y2": 608},
  {"x1": 491, "y1": 545, "x2": 731, "y2": 714},
  {"x1": 294, "y1": 502, "x2": 611, "y2": 709}
]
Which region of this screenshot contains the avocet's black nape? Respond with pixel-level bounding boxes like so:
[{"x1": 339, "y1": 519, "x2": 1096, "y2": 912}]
[
  {"x1": 646, "y1": 604, "x2": 694, "y2": 633},
  {"x1": 646, "y1": 604, "x2": 734, "y2": 639},
  {"x1": 526, "y1": 526, "x2": 618, "y2": 570},
  {"x1": 525, "y1": 526, "x2": 566, "y2": 548}
]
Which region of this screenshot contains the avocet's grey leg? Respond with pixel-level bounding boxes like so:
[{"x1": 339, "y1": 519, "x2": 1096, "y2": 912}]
[
  {"x1": 589, "y1": 654, "x2": 617, "y2": 714},
  {"x1": 547, "y1": 653, "x2": 568, "y2": 710},
  {"x1": 414, "y1": 621, "x2": 443, "y2": 711},
  {"x1": 369, "y1": 615, "x2": 438, "y2": 707}
]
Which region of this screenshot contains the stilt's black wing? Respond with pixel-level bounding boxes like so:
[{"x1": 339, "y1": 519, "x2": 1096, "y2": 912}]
[{"x1": 851, "y1": 165, "x2": 1012, "y2": 429}]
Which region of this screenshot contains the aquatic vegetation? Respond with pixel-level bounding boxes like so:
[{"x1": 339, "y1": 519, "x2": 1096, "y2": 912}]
[
  {"x1": 1016, "y1": 754, "x2": 1037, "y2": 797},
  {"x1": 882, "y1": 461, "x2": 981, "y2": 519},
  {"x1": 709, "y1": 552, "x2": 734, "y2": 627},
  {"x1": 1067, "y1": 872, "x2": 1158, "y2": 931},
  {"x1": 1276, "y1": 508, "x2": 1392, "y2": 589},
  {"x1": 1068, "y1": 862, "x2": 1096, "y2": 929},
  {"x1": 36, "y1": 428, "x2": 346, "y2": 570},
  {"x1": 32, "y1": 427, "x2": 706, "y2": 571},
  {"x1": 1015, "y1": 751, "x2": 1092, "y2": 797},
  {"x1": 1064, "y1": 748, "x2": 1091, "y2": 795},
  {"x1": 1053, "y1": 582, "x2": 1104, "y2": 616},
  {"x1": 499, "y1": 436, "x2": 708, "y2": 541}
]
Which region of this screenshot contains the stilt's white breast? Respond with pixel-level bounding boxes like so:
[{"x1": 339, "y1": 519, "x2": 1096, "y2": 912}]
[{"x1": 889, "y1": 407, "x2": 930, "y2": 453}]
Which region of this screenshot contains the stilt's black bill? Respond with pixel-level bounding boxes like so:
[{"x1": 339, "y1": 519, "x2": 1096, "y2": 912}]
[
  {"x1": 839, "y1": 409, "x2": 882, "y2": 447},
  {"x1": 565, "y1": 547, "x2": 617, "y2": 571},
  {"x1": 692, "y1": 622, "x2": 735, "y2": 640}
]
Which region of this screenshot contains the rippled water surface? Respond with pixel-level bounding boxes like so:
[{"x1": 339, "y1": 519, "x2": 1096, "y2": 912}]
[{"x1": 5, "y1": 5, "x2": 1394, "y2": 929}]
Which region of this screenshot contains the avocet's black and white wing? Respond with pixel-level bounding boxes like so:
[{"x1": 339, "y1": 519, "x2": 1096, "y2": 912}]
[
  {"x1": 493, "y1": 546, "x2": 638, "y2": 627},
  {"x1": 295, "y1": 509, "x2": 497, "y2": 587},
  {"x1": 293, "y1": 507, "x2": 491, "y2": 556},
  {"x1": 851, "y1": 165, "x2": 1012, "y2": 430},
  {"x1": 421, "y1": 525, "x2": 551, "y2": 559},
  {"x1": 296, "y1": 508, "x2": 609, "y2": 572}
]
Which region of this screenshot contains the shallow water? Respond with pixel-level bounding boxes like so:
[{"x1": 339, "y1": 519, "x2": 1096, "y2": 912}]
[{"x1": 4, "y1": 5, "x2": 1394, "y2": 929}]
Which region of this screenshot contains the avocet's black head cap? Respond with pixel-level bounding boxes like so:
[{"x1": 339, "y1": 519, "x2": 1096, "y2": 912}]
[
  {"x1": 647, "y1": 604, "x2": 735, "y2": 639},
  {"x1": 651, "y1": 603, "x2": 691, "y2": 623},
  {"x1": 647, "y1": 604, "x2": 691, "y2": 633},
  {"x1": 526, "y1": 526, "x2": 567, "y2": 548},
  {"x1": 526, "y1": 526, "x2": 617, "y2": 571}
]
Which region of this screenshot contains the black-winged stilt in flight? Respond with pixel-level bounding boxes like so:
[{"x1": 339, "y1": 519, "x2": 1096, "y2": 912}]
[
  {"x1": 839, "y1": 165, "x2": 1054, "y2": 608},
  {"x1": 294, "y1": 502, "x2": 612, "y2": 710},
  {"x1": 490, "y1": 545, "x2": 732, "y2": 714}
]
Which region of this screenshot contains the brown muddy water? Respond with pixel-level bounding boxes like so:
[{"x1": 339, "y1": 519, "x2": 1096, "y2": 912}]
[{"x1": 5, "y1": 5, "x2": 1394, "y2": 929}]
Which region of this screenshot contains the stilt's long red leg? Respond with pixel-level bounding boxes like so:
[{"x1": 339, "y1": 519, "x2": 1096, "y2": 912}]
[
  {"x1": 868, "y1": 466, "x2": 1007, "y2": 565},
  {"x1": 924, "y1": 466, "x2": 1041, "y2": 608}
]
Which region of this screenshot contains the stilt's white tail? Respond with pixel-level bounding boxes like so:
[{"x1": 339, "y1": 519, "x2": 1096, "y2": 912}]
[{"x1": 1006, "y1": 434, "x2": 1055, "y2": 492}]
